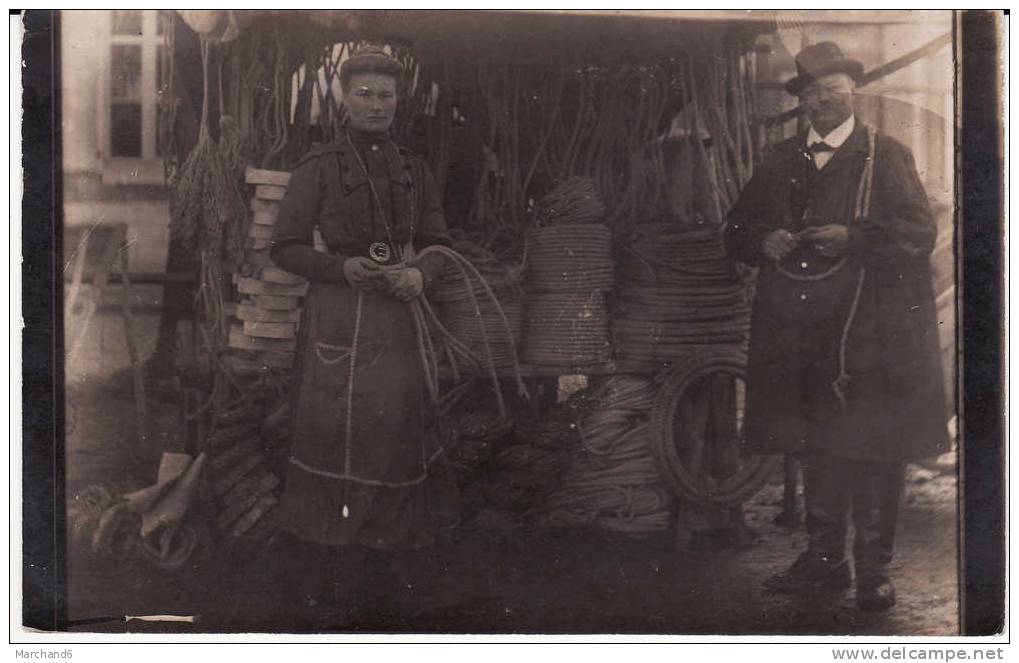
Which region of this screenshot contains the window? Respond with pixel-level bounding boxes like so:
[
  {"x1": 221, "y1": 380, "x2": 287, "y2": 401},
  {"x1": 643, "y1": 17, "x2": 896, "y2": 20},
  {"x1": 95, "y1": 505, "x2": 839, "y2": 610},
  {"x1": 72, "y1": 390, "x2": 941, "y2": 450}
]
[{"x1": 102, "y1": 10, "x2": 168, "y2": 183}]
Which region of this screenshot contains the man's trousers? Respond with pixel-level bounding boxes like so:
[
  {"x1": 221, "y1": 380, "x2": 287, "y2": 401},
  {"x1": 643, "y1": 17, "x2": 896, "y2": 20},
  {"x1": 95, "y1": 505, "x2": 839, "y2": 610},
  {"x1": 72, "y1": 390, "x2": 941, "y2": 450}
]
[{"x1": 798, "y1": 450, "x2": 905, "y2": 585}]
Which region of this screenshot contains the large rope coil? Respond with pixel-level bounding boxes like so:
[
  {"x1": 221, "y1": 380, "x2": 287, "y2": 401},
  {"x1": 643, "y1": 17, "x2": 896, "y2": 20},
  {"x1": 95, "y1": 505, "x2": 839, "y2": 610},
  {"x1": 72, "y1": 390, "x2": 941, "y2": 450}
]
[
  {"x1": 523, "y1": 292, "x2": 613, "y2": 366},
  {"x1": 431, "y1": 240, "x2": 525, "y2": 371},
  {"x1": 520, "y1": 180, "x2": 615, "y2": 366},
  {"x1": 525, "y1": 224, "x2": 615, "y2": 294},
  {"x1": 614, "y1": 222, "x2": 750, "y2": 363},
  {"x1": 649, "y1": 347, "x2": 780, "y2": 506},
  {"x1": 539, "y1": 375, "x2": 671, "y2": 536}
]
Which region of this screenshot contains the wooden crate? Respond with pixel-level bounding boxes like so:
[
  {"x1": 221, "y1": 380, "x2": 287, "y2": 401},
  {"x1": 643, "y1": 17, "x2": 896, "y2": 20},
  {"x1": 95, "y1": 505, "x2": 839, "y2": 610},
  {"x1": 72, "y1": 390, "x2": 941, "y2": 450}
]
[
  {"x1": 255, "y1": 184, "x2": 287, "y2": 201},
  {"x1": 260, "y1": 266, "x2": 306, "y2": 285},
  {"x1": 228, "y1": 324, "x2": 298, "y2": 352},
  {"x1": 243, "y1": 321, "x2": 297, "y2": 339},
  {"x1": 245, "y1": 167, "x2": 291, "y2": 187},
  {"x1": 251, "y1": 294, "x2": 301, "y2": 311},
  {"x1": 234, "y1": 275, "x2": 309, "y2": 297},
  {"x1": 236, "y1": 302, "x2": 302, "y2": 323}
]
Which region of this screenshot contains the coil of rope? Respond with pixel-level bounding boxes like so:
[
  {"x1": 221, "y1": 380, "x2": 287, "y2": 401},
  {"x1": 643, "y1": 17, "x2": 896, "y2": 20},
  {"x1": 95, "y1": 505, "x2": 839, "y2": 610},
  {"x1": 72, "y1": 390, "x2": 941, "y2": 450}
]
[
  {"x1": 538, "y1": 375, "x2": 671, "y2": 536},
  {"x1": 525, "y1": 224, "x2": 614, "y2": 293},
  {"x1": 648, "y1": 347, "x2": 780, "y2": 506},
  {"x1": 523, "y1": 292, "x2": 613, "y2": 365},
  {"x1": 430, "y1": 240, "x2": 525, "y2": 372},
  {"x1": 409, "y1": 244, "x2": 529, "y2": 419},
  {"x1": 430, "y1": 239, "x2": 524, "y2": 303},
  {"x1": 614, "y1": 221, "x2": 750, "y2": 363},
  {"x1": 521, "y1": 180, "x2": 615, "y2": 366}
]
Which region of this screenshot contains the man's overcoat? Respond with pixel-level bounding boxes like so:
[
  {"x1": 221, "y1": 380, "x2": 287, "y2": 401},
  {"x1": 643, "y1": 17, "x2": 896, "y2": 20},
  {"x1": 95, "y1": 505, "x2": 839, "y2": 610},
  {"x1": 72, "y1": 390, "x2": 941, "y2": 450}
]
[{"x1": 724, "y1": 121, "x2": 949, "y2": 463}]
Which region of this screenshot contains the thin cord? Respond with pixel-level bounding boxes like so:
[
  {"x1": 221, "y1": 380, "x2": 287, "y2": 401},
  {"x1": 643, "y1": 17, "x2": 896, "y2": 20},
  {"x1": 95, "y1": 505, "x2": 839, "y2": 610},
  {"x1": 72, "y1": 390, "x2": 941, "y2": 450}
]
[
  {"x1": 341, "y1": 290, "x2": 364, "y2": 519},
  {"x1": 831, "y1": 126, "x2": 876, "y2": 406}
]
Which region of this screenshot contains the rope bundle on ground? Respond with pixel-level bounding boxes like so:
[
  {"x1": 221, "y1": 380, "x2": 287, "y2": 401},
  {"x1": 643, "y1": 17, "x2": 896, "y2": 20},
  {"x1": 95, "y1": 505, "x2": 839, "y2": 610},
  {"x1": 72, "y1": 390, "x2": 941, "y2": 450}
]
[
  {"x1": 613, "y1": 222, "x2": 750, "y2": 363},
  {"x1": 539, "y1": 375, "x2": 671, "y2": 536}
]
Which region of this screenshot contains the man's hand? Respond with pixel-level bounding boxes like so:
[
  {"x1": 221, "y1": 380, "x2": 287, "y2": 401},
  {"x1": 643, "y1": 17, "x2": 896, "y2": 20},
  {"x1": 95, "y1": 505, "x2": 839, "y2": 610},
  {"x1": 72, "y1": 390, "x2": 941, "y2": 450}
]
[
  {"x1": 802, "y1": 224, "x2": 849, "y2": 257},
  {"x1": 762, "y1": 229, "x2": 799, "y2": 262},
  {"x1": 342, "y1": 257, "x2": 382, "y2": 290},
  {"x1": 381, "y1": 267, "x2": 424, "y2": 302}
]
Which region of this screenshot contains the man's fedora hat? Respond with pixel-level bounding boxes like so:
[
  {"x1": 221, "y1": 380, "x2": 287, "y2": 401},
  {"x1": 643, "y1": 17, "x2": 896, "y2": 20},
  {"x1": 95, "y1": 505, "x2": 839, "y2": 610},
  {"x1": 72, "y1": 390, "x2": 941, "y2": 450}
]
[{"x1": 785, "y1": 41, "x2": 865, "y2": 95}]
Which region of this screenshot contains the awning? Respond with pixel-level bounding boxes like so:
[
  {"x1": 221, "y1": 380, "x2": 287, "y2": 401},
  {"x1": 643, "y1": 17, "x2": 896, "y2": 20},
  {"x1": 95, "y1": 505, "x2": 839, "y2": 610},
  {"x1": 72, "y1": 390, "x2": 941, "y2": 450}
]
[{"x1": 180, "y1": 10, "x2": 777, "y2": 63}]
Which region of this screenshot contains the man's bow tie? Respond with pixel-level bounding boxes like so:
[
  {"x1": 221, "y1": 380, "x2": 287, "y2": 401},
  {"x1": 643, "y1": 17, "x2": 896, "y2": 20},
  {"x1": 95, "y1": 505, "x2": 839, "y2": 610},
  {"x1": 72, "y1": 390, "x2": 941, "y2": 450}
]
[{"x1": 808, "y1": 141, "x2": 836, "y2": 154}]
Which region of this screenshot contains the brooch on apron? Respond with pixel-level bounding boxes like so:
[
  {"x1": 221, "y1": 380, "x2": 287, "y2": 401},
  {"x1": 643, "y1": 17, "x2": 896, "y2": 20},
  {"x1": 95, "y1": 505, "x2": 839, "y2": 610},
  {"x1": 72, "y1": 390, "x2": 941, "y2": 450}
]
[{"x1": 368, "y1": 241, "x2": 391, "y2": 263}]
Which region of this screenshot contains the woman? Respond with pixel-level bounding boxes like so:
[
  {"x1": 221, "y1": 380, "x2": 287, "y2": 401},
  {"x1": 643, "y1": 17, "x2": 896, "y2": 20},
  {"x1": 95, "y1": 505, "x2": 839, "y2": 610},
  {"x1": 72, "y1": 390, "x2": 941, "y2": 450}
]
[{"x1": 270, "y1": 44, "x2": 451, "y2": 571}]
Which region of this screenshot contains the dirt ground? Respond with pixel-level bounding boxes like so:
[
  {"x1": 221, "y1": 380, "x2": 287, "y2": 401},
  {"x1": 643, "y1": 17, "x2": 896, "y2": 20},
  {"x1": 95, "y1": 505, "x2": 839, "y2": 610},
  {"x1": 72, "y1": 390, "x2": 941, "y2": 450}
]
[{"x1": 61, "y1": 310, "x2": 959, "y2": 636}]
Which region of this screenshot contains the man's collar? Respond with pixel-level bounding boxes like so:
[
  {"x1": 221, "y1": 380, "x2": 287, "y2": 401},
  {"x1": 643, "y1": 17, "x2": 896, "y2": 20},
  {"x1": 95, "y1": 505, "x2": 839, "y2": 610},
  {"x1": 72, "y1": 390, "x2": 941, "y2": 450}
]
[{"x1": 806, "y1": 115, "x2": 856, "y2": 149}]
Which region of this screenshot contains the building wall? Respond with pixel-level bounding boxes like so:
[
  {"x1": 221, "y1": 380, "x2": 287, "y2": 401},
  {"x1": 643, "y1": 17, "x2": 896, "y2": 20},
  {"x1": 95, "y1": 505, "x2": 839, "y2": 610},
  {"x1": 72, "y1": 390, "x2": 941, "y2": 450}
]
[
  {"x1": 61, "y1": 11, "x2": 105, "y2": 174},
  {"x1": 62, "y1": 10, "x2": 170, "y2": 274}
]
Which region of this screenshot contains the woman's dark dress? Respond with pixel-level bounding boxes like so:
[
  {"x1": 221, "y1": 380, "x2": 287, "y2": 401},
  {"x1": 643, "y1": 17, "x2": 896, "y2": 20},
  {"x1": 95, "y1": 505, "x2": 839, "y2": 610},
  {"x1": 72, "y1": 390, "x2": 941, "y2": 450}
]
[{"x1": 269, "y1": 130, "x2": 450, "y2": 549}]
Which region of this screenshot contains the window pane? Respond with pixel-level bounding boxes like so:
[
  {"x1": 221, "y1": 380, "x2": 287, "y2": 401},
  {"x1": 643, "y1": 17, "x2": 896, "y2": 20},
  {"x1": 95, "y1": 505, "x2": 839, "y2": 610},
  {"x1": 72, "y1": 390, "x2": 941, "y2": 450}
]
[
  {"x1": 110, "y1": 45, "x2": 142, "y2": 101},
  {"x1": 111, "y1": 10, "x2": 142, "y2": 36},
  {"x1": 111, "y1": 104, "x2": 142, "y2": 157}
]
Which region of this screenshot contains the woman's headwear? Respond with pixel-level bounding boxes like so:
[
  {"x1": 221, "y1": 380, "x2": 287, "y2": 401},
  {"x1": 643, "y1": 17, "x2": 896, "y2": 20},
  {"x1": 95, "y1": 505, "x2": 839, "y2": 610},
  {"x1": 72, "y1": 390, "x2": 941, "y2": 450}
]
[
  {"x1": 340, "y1": 42, "x2": 404, "y2": 90},
  {"x1": 785, "y1": 41, "x2": 864, "y2": 95}
]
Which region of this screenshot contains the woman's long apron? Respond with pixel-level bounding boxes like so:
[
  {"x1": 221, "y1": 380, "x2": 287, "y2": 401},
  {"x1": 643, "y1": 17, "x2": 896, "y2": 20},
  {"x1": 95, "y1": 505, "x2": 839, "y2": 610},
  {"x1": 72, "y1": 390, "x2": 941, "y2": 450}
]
[{"x1": 275, "y1": 280, "x2": 438, "y2": 549}]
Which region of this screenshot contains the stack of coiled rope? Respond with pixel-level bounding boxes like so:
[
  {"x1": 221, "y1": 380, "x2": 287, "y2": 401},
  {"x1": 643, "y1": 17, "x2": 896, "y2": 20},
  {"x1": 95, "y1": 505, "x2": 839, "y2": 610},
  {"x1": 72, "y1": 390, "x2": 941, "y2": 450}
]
[
  {"x1": 432, "y1": 240, "x2": 524, "y2": 371},
  {"x1": 523, "y1": 179, "x2": 614, "y2": 366},
  {"x1": 613, "y1": 222, "x2": 750, "y2": 363},
  {"x1": 539, "y1": 375, "x2": 671, "y2": 535},
  {"x1": 525, "y1": 224, "x2": 615, "y2": 292}
]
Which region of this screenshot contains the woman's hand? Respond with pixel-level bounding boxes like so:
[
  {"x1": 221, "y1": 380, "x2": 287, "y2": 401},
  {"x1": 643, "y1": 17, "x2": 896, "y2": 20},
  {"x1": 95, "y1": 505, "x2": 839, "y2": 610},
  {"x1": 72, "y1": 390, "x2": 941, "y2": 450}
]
[
  {"x1": 802, "y1": 224, "x2": 849, "y2": 257},
  {"x1": 381, "y1": 267, "x2": 424, "y2": 302},
  {"x1": 343, "y1": 257, "x2": 382, "y2": 290}
]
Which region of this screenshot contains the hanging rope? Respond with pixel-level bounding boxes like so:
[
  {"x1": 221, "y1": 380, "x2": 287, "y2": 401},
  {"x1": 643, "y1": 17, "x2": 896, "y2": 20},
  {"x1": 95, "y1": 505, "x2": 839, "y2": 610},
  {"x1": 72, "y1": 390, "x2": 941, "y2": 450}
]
[{"x1": 831, "y1": 125, "x2": 877, "y2": 406}]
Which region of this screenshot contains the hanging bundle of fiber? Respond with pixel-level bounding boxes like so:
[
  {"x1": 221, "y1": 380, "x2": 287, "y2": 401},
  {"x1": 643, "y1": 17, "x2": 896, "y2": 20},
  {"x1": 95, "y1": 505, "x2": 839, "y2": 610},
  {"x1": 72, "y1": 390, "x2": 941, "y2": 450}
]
[
  {"x1": 169, "y1": 40, "x2": 250, "y2": 369},
  {"x1": 169, "y1": 41, "x2": 248, "y2": 270},
  {"x1": 539, "y1": 375, "x2": 671, "y2": 536},
  {"x1": 613, "y1": 222, "x2": 750, "y2": 363}
]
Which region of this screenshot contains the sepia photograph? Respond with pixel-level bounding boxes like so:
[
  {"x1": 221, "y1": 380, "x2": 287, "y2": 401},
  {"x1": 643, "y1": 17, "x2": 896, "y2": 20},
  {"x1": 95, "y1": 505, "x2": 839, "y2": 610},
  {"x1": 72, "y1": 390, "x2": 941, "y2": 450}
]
[{"x1": 17, "y1": 9, "x2": 1004, "y2": 640}]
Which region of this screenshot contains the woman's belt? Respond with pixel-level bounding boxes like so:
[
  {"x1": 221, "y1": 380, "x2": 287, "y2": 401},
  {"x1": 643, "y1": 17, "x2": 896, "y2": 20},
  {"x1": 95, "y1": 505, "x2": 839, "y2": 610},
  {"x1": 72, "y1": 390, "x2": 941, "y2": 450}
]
[{"x1": 327, "y1": 240, "x2": 402, "y2": 266}]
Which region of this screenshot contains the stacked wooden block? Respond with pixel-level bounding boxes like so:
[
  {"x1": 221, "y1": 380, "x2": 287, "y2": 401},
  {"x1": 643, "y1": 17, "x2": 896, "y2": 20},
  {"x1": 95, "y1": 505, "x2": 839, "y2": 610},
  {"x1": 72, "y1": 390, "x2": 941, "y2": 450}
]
[{"x1": 227, "y1": 167, "x2": 326, "y2": 357}]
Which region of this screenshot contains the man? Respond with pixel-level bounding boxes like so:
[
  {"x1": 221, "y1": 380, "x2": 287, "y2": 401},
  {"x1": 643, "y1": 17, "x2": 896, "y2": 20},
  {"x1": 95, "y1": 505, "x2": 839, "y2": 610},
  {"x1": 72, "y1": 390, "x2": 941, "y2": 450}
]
[{"x1": 724, "y1": 42, "x2": 948, "y2": 610}]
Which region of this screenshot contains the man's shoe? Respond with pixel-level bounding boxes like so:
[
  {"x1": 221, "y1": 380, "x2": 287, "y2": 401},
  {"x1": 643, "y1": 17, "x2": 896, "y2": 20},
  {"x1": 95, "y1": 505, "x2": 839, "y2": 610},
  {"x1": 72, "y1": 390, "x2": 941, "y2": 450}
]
[
  {"x1": 856, "y1": 578, "x2": 896, "y2": 611},
  {"x1": 764, "y1": 553, "x2": 852, "y2": 594}
]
